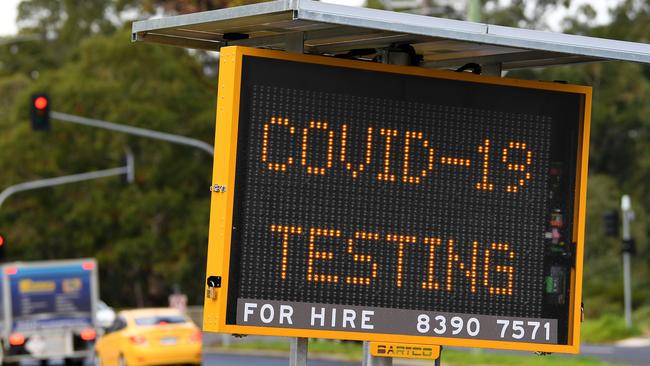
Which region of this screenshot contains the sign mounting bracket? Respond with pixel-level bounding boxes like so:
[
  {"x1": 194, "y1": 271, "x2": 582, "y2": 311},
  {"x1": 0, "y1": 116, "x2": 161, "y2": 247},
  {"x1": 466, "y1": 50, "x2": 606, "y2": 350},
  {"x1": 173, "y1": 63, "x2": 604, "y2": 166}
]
[
  {"x1": 482, "y1": 63, "x2": 503, "y2": 77},
  {"x1": 285, "y1": 31, "x2": 305, "y2": 54}
]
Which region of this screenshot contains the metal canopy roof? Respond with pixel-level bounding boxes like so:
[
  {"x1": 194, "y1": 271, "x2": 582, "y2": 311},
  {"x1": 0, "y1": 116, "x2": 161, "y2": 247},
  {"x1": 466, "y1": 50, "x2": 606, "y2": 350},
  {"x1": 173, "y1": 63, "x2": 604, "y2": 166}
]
[{"x1": 132, "y1": 0, "x2": 650, "y2": 70}]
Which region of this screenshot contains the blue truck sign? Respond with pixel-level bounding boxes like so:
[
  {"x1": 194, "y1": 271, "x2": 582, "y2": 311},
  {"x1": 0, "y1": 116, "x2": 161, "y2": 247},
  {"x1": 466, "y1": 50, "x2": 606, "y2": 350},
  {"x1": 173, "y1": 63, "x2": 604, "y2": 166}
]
[{"x1": 1, "y1": 259, "x2": 99, "y2": 365}]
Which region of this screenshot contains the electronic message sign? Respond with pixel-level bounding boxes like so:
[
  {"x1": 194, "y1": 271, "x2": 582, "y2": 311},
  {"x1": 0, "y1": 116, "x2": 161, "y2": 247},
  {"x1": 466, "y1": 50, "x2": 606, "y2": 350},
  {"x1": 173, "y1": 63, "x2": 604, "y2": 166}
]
[{"x1": 204, "y1": 46, "x2": 591, "y2": 353}]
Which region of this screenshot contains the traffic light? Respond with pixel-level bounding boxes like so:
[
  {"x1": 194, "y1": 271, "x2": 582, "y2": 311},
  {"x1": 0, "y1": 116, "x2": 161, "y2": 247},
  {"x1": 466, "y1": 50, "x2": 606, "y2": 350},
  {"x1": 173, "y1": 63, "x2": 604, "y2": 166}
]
[
  {"x1": 0, "y1": 234, "x2": 5, "y2": 261},
  {"x1": 30, "y1": 93, "x2": 50, "y2": 131},
  {"x1": 603, "y1": 210, "x2": 620, "y2": 237},
  {"x1": 622, "y1": 238, "x2": 637, "y2": 254}
]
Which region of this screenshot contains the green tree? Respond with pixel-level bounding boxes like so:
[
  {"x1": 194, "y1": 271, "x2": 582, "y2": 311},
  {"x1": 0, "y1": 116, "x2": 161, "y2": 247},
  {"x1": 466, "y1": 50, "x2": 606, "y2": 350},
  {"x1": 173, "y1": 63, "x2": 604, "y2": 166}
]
[
  {"x1": 0, "y1": 0, "x2": 277, "y2": 309},
  {"x1": 530, "y1": 1, "x2": 650, "y2": 317},
  {"x1": 474, "y1": 0, "x2": 570, "y2": 28},
  {"x1": 2, "y1": 0, "x2": 650, "y2": 316},
  {"x1": 17, "y1": 0, "x2": 116, "y2": 42},
  {"x1": 0, "y1": 0, "x2": 118, "y2": 83},
  {"x1": 117, "y1": 0, "x2": 267, "y2": 14},
  {"x1": 0, "y1": 28, "x2": 216, "y2": 306}
]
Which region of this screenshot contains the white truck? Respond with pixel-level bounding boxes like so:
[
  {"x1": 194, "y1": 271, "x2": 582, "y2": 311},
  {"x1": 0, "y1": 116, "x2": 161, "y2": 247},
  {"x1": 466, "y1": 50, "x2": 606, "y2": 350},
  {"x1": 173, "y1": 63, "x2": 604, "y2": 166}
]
[{"x1": 0, "y1": 259, "x2": 99, "y2": 366}]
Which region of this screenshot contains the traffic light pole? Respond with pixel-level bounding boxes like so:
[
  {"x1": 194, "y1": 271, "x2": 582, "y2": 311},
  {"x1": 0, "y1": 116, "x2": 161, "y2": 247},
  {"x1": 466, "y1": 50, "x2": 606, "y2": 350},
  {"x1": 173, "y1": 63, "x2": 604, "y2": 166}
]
[
  {"x1": 50, "y1": 111, "x2": 214, "y2": 156},
  {"x1": 621, "y1": 195, "x2": 634, "y2": 328},
  {"x1": 0, "y1": 149, "x2": 134, "y2": 208}
]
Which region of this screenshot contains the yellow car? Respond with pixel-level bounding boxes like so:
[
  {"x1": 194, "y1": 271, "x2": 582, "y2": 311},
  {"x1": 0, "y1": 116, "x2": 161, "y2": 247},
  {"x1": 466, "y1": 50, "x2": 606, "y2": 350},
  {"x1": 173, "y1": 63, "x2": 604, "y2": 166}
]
[{"x1": 95, "y1": 308, "x2": 202, "y2": 366}]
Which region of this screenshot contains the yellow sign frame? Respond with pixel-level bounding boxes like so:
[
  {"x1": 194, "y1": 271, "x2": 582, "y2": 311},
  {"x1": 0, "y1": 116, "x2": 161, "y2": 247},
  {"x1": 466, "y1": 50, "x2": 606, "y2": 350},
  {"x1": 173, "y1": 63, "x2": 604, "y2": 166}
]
[{"x1": 204, "y1": 46, "x2": 591, "y2": 354}]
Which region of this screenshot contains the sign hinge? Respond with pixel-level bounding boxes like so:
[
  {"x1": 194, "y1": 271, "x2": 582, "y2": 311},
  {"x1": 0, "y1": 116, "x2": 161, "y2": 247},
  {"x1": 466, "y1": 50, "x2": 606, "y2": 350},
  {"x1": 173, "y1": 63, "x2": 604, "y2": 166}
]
[{"x1": 206, "y1": 276, "x2": 222, "y2": 300}]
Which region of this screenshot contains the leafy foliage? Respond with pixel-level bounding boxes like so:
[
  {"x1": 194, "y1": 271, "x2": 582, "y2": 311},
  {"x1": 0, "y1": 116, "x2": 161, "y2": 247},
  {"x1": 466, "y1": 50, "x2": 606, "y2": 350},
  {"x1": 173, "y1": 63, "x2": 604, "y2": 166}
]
[
  {"x1": 0, "y1": 27, "x2": 215, "y2": 306},
  {"x1": 482, "y1": 0, "x2": 571, "y2": 29},
  {"x1": 117, "y1": 0, "x2": 267, "y2": 14},
  {"x1": 1, "y1": 0, "x2": 650, "y2": 318},
  {"x1": 514, "y1": 4, "x2": 650, "y2": 318}
]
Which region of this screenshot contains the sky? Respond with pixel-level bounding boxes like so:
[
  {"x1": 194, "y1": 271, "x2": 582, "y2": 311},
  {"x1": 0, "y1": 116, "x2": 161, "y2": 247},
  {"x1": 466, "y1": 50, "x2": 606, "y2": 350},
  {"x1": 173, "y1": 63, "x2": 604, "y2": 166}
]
[
  {"x1": 0, "y1": 0, "x2": 20, "y2": 36},
  {"x1": 0, "y1": 0, "x2": 619, "y2": 37}
]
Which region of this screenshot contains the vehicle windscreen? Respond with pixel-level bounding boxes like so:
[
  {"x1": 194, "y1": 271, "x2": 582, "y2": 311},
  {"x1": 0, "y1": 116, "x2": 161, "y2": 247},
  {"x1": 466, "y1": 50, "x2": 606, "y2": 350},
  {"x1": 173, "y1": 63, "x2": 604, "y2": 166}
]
[{"x1": 134, "y1": 315, "x2": 187, "y2": 326}]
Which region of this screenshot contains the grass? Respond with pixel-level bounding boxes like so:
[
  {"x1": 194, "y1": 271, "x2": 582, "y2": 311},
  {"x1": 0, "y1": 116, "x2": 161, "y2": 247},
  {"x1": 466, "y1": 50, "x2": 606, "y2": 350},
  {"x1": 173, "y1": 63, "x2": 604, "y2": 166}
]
[
  {"x1": 633, "y1": 305, "x2": 650, "y2": 333},
  {"x1": 438, "y1": 349, "x2": 617, "y2": 366},
  {"x1": 221, "y1": 339, "x2": 619, "y2": 365},
  {"x1": 581, "y1": 314, "x2": 642, "y2": 344}
]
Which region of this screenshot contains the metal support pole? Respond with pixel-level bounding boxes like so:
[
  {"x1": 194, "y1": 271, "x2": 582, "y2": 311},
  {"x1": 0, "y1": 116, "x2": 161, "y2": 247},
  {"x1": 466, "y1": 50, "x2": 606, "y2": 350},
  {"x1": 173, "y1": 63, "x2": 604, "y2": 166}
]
[
  {"x1": 125, "y1": 147, "x2": 135, "y2": 184},
  {"x1": 621, "y1": 194, "x2": 634, "y2": 328},
  {"x1": 0, "y1": 164, "x2": 132, "y2": 208},
  {"x1": 362, "y1": 341, "x2": 369, "y2": 366},
  {"x1": 51, "y1": 111, "x2": 214, "y2": 156},
  {"x1": 285, "y1": 32, "x2": 304, "y2": 54},
  {"x1": 623, "y1": 252, "x2": 632, "y2": 327},
  {"x1": 220, "y1": 334, "x2": 232, "y2": 347},
  {"x1": 363, "y1": 36, "x2": 410, "y2": 366},
  {"x1": 289, "y1": 337, "x2": 308, "y2": 366},
  {"x1": 362, "y1": 341, "x2": 392, "y2": 366},
  {"x1": 284, "y1": 33, "x2": 306, "y2": 366}
]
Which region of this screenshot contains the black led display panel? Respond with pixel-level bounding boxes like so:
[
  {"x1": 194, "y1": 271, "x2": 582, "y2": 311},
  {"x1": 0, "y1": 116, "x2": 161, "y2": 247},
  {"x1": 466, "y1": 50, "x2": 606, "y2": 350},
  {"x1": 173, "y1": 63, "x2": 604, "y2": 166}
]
[{"x1": 212, "y1": 49, "x2": 589, "y2": 349}]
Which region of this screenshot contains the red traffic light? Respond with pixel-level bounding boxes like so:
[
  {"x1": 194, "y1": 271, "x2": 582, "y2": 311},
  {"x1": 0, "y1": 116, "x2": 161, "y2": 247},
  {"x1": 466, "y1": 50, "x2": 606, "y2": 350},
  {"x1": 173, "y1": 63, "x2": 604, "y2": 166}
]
[
  {"x1": 30, "y1": 93, "x2": 51, "y2": 131},
  {"x1": 34, "y1": 96, "x2": 48, "y2": 110},
  {"x1": 0, "y1": 234, "x2": 5, "y2": 261}
]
